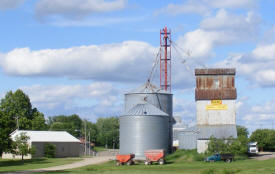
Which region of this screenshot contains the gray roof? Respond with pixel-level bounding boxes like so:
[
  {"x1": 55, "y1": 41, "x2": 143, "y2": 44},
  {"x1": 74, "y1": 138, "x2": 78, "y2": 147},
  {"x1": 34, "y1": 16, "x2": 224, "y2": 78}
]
[
  {"x1": 123, "y1": 103, "x2": 169, "y2": 116},
  {"x1": 179, "y1": 125, "x2": 237, "y2": 139},
  {"x1": 127, "y1": 82, "x2": 170, "y2": 94}
]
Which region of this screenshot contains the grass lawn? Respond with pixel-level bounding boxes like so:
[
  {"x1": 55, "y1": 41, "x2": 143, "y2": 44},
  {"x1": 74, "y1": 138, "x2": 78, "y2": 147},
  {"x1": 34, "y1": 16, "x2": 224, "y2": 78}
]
[
  {"x1": 39, "y1": 150, "x2": 275, "y2": 174},
  {"x1": 92, "y1": 146, "x2": 107, "y2": 152},
  {"x1": 0, "y1": 157, "x2": 82, "y2": 173}
]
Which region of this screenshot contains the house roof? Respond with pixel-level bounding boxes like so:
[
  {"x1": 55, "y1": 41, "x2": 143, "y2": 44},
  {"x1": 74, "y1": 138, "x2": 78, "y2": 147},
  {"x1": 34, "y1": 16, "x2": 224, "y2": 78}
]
[{"x1": 11, "y1": 130, "x2": 80, "y2": 143}]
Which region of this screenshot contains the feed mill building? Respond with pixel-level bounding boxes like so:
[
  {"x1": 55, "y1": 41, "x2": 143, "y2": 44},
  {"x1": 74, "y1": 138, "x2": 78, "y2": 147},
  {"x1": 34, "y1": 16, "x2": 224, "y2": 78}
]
[
  {"x1": 178, "y1": 68, "x2": 237, "y2": 153},
  {"x1": 2, "y1": 130, "x2": 81, "y2": 159}
]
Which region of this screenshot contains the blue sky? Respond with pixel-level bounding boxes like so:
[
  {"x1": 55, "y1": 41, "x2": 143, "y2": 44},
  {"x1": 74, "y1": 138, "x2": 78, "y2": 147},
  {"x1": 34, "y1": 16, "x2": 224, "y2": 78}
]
[{"x1": 1, "y1": 0, "x2": 275, "y2": 133}]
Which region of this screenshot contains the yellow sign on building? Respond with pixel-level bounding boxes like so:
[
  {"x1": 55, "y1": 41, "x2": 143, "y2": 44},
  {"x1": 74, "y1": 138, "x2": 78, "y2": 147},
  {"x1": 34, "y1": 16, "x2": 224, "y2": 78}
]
[{"x1": 206, "y1": 100, "x2": 228, "y2": 110}]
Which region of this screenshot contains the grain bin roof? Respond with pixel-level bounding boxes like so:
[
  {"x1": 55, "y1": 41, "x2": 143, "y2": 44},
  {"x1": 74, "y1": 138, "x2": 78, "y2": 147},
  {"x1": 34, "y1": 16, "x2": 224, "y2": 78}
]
[
  {"x1": 11, "y1": 130, "x2": 80, "y2": 143},
  {"x1": 127, "y1": 82, "x2": 170, "y2": 94},
  {"x1": 123, "y1": 103, "x2": 169, "y2": 116},
  {"x1": 195, "y1": 68, "x2": 236, "y2": 75}
]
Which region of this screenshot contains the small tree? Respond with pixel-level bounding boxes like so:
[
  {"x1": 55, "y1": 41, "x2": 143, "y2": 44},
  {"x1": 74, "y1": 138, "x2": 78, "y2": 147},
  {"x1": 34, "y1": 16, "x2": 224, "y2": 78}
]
[
  {"x1": 12, "y1": 132, "x2": 33, "y2": 161},
  {"x1": 44, "y1": 143, "x2": 56, "y2": 158}
]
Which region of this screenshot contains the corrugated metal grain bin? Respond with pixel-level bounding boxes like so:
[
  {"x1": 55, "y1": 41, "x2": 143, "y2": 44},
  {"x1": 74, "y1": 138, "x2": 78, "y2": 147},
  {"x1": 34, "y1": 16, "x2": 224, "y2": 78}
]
[
  {"x1": 119, "y1": 103, "x2": 169, "y2": 159},
  {"x1": 124, "y1": 82, "x2": 173, "y2": 153}
]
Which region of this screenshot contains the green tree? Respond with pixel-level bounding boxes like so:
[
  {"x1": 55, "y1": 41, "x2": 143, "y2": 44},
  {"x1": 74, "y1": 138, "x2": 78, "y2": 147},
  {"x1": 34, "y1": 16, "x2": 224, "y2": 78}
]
[
  {"x1": 12, "y1": 132, "x2": 34, "y2": 161},
  {"x1": 31, "y1": 108, "x2": 48, "y2": 130},
  {"x1": 207, "y1": 136, "x2": 231, "y2": 154},
  {"x1": 250, "y1": 129, "x2": 275, "y2": 151},
  {"x1": 49, "y1": 114, "x2": 82, "y2": 137},
  {"x1": 96, "y1": 117, "x2": 119, "y2": 148},
  {"x1": 0, "y1": 110, "x2": 15, "y2": 157},
  {"x1": 0, "y1": 89, "x2": 47, "y2": 130},
  {"x1": 237, "y1": 125, "x2": 249, "y2": 138},
  {"x1": 44, "y1": 143, "x2": 56, "y2": 158}
]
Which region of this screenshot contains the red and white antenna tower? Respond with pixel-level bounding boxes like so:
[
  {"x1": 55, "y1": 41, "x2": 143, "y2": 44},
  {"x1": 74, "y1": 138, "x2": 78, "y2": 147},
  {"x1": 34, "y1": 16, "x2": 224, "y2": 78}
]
[{"x1": 160, "y1": 26, "x2": 172, "y2": 92}]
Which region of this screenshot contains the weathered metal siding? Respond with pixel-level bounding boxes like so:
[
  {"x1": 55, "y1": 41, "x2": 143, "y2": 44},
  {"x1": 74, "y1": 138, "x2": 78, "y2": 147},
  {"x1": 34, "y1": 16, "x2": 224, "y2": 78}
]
[
  {"x1": 195, "y1": 68, "x2": 235, "y2": 75},
  {"x1": 196, "y1": 100, "x2": 236, "y2": 125},
  {"x1": 119, "y1": 115, "x2": 169, "y2": 159},
  {"x1": 197, "y1": 125, "x2": 237, "y2": 139},
  {"x1": 32, "y1": 142, "x2": 80, "y2": 158},
  {"x1": 178, "y1": 132, "x2": 197, "y2": 150},
  {"x1": 125, "y1": 92, "x2": 173, "y2": 153},
  {"x1": 195, "y1": 75, "x2": 237, "y2": 100},
  {"x1": 197, "y1": 140, "x2": 209, "y2": 153}
]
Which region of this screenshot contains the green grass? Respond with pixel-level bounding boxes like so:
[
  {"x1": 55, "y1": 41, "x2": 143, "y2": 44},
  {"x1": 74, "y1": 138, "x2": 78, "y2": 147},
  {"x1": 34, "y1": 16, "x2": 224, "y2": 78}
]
[
  {"x1": 0, "y1": 157, "x2": 82, "y2": 173},
  {"x1": 38, "y1": 150, "x2": 275, "y2": 174},
  {"x1": 92, "y1": 146, "x2": 107, "y2": 152}
]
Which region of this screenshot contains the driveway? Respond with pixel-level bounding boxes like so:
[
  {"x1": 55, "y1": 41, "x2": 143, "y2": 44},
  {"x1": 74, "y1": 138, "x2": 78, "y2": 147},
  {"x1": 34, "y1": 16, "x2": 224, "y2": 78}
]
[{"x1": 249, "y1": 152, "x2": 275, "y2": 161}]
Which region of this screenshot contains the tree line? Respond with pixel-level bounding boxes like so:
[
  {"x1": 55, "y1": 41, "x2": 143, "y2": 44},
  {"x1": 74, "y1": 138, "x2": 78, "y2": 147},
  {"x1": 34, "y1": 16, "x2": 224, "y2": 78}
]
[
  {"x1": 207, "y1": 125, "x2": 275, "y2": 155},
  {"x1": 0, "y1": 89, "x2": 119, "y2": 157}
]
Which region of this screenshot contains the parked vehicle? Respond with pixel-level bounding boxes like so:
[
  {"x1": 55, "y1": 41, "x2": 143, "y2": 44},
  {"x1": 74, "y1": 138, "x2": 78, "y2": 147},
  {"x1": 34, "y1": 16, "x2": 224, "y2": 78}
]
[
  {"x1": 248, "y1": 142, "x2": 258, "y2": 155},
  {"x1": 116, "y1": 154, "x2": 135, "y2": 166},
  {"x1": 205, "y1": 153, "x2": 234, "y2": 163},
  {"x1": 144, "y1": 149, "x2": 165, "y2": 165}
]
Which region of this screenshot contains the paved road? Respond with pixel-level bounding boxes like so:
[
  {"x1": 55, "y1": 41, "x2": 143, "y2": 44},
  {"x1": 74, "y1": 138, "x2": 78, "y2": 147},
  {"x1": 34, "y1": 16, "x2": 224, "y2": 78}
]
[{"x1": 5, "y1": 156, "x2": 114, "y2": 174}]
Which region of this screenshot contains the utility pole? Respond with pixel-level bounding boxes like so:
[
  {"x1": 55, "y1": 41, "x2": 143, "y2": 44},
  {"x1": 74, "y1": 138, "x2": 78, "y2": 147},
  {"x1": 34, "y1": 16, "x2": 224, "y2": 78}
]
[
  {"x1": 88, "y1": 129, "x2": 91, "y2": 156},
  {"x1": 84, "y1": 120, "x2": 87, "y2": 156}
]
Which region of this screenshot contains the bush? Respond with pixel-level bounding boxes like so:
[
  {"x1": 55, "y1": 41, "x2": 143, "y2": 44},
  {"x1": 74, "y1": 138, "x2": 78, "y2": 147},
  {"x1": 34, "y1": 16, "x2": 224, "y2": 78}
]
[{"x1": 44, "y1": 143, "x2": 56, "y2": 158}]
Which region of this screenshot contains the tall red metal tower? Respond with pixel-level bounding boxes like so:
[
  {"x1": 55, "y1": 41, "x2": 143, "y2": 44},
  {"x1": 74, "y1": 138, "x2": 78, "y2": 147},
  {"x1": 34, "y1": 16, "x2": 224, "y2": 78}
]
[{"x1": 160, "y1": 26, "x2": 171, "y2": 92}]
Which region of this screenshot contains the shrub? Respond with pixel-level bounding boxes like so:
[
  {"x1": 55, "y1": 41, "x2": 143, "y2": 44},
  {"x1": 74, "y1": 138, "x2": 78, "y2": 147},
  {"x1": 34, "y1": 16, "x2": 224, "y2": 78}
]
[{"x1": 44, "y1": 143, "x2": 56, "y2": 158}]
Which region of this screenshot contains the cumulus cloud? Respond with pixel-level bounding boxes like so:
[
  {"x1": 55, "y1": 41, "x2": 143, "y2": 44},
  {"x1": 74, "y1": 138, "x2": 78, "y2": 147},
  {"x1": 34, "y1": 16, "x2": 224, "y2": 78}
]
[
  {"x1": 174, "y1": 9, "x2": 260, "y2": 61},
  {"x1": 35, "y1": 0, "x2": 127, "y2": 20},
  {"x1": 240, "y1": 99, "x2": 275, "y2": 130},
  {"x1": 0, "y1": 41, "x2": 156, "y2": 82},
  {"x1": 216, "y1": 43, "x2": 275, "y2": 87},
  {"x1": 200, "y1": 9, "x2": 261, "y2": 37},
  {"x1": 20, "y1": 82, "x2": 123, "y2": 119},
  {"x1": 156, "y1": 0, "x2": 209, "y2": 16},
  {"x1": 252, "y1": 44, "x2": 275, "y2": 60},
  {"x1": 157, "y1": 0, "x2": 256, "y2": 16},
  {"x1": 0, "y1": 0, "x2": 24, "y2": 10}
]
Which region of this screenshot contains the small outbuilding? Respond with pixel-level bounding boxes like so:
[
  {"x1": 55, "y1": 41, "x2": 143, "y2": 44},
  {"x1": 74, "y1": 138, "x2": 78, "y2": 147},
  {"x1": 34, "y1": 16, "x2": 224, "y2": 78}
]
[{"x1": 2, "y1": 130, "x2": 81, "y2": 159}]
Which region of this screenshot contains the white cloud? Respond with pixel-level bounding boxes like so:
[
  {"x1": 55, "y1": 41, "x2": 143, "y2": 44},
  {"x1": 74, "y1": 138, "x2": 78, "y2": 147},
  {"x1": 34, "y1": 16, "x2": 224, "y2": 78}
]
[
  {"x1": 0, "y1": 0, "x2": 24, "y2": 10},
  {"x1": 35, "y1": 0, "x2": 127, "y2": 20},
  {"x1": 175, "y1": 9, "x2": 260, "y2": 62},
  {"x1": 216, "y1": 44, "x2": 275, "y2": 87},
  {"x1": 207, "y1": 0, "x2": 256, "y2": 9},
  {"x1": 243, "y1": 100, "x2": 275, "y2": 122},
  {"x1": 0, "y1": 41, "x2": 156, "y2": 82},
  {"x1": 200, "y1": 9, "x2": 260, "y2": 33},
  {"x1": 50, "y1": 16, "x2": 144, "y2": 27},
  {"x1": 20, "y1": 82, "x2": 123, "y2": 119},
  {"x1": 252, "y1": 44, "x2": 275, "y2": 60},
  {"x1": 157, "y1": 0, "x2": 256, "y2": 16},
  {"x1": 156, "y1": 0, "x2": 209, "y2": 16}
]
